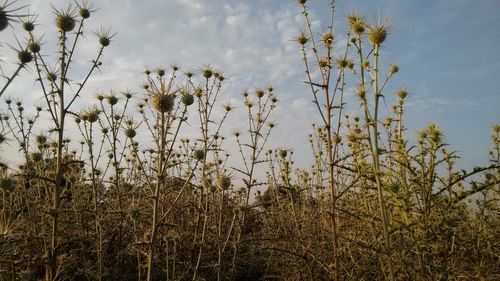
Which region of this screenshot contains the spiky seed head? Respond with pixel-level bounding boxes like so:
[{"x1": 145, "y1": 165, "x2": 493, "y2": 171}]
[
  {"x1": 106, "y1": 95, "x2": 118, "y2": 105},
  {"x1": 55, "y1": 13, "x2": 76, "y2": 32},
  {"x1": 79, "y1": 8, "x2": 90, "y2": 19},
  {"x1": 151, "y1": 93, "x2": 175, "y2": 113},
  {"x1": 427, "y1": 123, "x2": 442, "y2": 144},
  {"x1": 362, "y1": 61, "x2": 370, "y2": 69},
  {"x1": 157, "y1": 68, "x2": 165, "y2": 77},
  {"x1": 255, "y1": 89, "x2": 265, "y2": 98},
  {"x1": 181, "y1": 94, "x2": 194, "y2": 106},
  {"x1": 0, "y1": 10, "x2": 8, "y2": 31},
  {"x1": 124, "y1": 127, "x2": 136, "y2": 138},
  {"x1": 396, "y1": 89, "x2": 407, "y2": 100},
  {"x1": 351, "y1": 21, "x2": 366, "y2": 35},
  {"x1": 356, "y1": 88, "x2": 366, "y2": 100},
  {"x1": 129, "y1": 207, "x2": 141, "y2": 220},
  {"x1": 297, "y1": 31, "x2": 308, "y2": 45},
  {"x1": 99, "y1": 36, "x2": 110, "y2": 47},
  {"x1": 367, "y1": 24, "x2": 388, "y2": 46},
  {"x1": 203, "y1": 68, "x2": 213, "y2": 79},
  {"x1": 217, "y1": 174, "x2": 231, "y2": 190},
  {"x1": 18, "y1": 50, "x2": 33, "y2": 64},
  {"x1": 194, "y1": 149, "x2": 205, "y2": 160},
  {"x1": 31, "y1": 152, "x2": 43, "y2": 162},
  {"x1": 336, "y1": 58, "x2": 348, "y2": 69},
  {"x1": 28, "y1": 42, "x2": 41, "y2": 53},
  {"x1": 185, "y1": 71, "x2": 193, "y2": 78},
  {"x1": 194, "y1": 87, "x2": 203, "y2": 97},
  {"x1": 87, "y1": 110, "x2": 99, "y2": 123},
  {"x1": 0, "y1": 177, "x2": 15, "y2": 192},
  {"x1": 35, "y1": 134, "x2": 47, "y2": 145},
  {"x1": 493, "y1": 125, "x2": 500, "y2": 134},
  {"x1": 23, "y1": 21, "x2": 35, "y2": 32},
  {"x1": 278, "y1": 149, "x2": 287, "y2": 158},
  {"x1": 320, "y1": 31, "x2": 334, "y2": 46},
  {"x1": 389, "y1": 64, "x2": 399, "y2": 74},
  {"x1": 46, "y1": 72, "x2": 57, "y2": 82}
]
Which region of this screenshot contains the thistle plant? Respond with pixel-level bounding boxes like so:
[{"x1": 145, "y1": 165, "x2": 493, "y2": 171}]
[{"x1": 15, "y1": 2, "x2": 112, "y2": 279}]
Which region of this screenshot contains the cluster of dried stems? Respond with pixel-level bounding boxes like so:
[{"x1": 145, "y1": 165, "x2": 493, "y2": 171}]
[{"x1": 0, "y1": 1, "x2": 498, "y2": 280}]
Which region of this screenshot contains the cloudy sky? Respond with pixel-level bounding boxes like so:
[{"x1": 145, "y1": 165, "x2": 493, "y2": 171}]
[{"x1": 1, "y1": 0, "x2": 499, "y2": 170}]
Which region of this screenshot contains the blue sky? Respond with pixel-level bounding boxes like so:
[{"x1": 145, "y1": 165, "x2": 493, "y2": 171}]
[{"x1": 1, "y1": 0, "x2": 499, "y2": 169}]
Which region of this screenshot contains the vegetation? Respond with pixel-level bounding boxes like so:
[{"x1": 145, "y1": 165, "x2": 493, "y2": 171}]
[{"x1": 0, "y1": 1, "x2": 498, "y2": 280}]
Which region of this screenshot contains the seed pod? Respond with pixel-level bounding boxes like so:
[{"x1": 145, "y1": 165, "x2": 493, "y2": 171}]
[{"x1": 278, "y1": 149, "x2": 287, "y2": 158}]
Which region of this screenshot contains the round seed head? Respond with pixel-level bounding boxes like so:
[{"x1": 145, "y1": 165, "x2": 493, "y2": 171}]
[
  {"x1": 124, "y1": 127, "x2": 136, "y2": 138},
  {"x1": 35, "y1": 134, "x2": 47, "y2": 144},
  {"x1": 320, "y1": 31, "x2": 334, "y2": 46},
  {"x1": 194, "y1": 149, "x2": 205, "y2": 160},
  {"x1": 106, "y1": 95, "x2": 118, "y2": 105},
  {"x1": 23, "y1": 21, "x2": 35, "y2": 32},
  {"x1": 278, "y1": 149, "x2": 287, "y2": 158},
  {"x1": 46, "y1": 72, "x2": 57, "y2": 82},
  {"x1": 0, "y1": 177, "x2": 15, "y2": 192},
  {"x1": 217, "y1": 174, "x2": 231, "y2": 190},
  {"x1": 336, "y1": 58, "x2": 348, "y2": 69},
  {"x1": 55, "y1": 13, "x2": 76, "y2": 32},
  {"x1": 151, "y1": 93, "x2": 175, "y2": 113},
  {"x1": 28, "y1": 41, "x2": 41, "y2": 53},
  {"x1": 99, "y1": 36, "x2": 110, "y2": 47},
  {"x1": 79, "y1": 8, "x2": 90, "y2": 19},
  {"x1": 157, "y1": 68, "x2": 165, "y2": 77},
  {"x1": 255, "y1": 89, "x2": 265, "y2": 98},
  {"x1": 18, "y1": 50, "x2": 33, "y2": 64},
  {"x1": 203, "y1": 68, "x2": 213, "y2": 79},
  {"x1": 0, "y1": 11, "x2": 8, "y2": 31},
  {"x1": 389, "y1": 63, "x2": 399, "y2": 74},
  {"x1": 31, "y1": 152, "x2": 43, "y2": 162},
  {"x1": 367, "y1": 24, "x2": 388, "y2": 46},
  {"x1": 396, "y1": 89, "x2": 407, "y2": 100},
  {"x1": 297, "y1": 31, "x2": 308, "y2": 45},
  {"x1": 181, "y1": 93, "x2": 194, "y2": 106}
]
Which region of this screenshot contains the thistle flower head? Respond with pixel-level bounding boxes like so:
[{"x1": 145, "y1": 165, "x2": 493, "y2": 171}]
[
  {"x1": 216, "y1": 174, "x2": 231, "y2": 190},
  {"x1": 396, "y1": 89, "x2": 407, "y2": 100},
  {"x1": 17, "y1": 49, "x2": 32, "y2": 64},
  {"x1": 181, "y1": 93, "x2": 194, "y2": 106},
  {"x1": 367, "y1": 21, "x2": 390, "y2": 46},
  {"x1": 0, "y1": 1, "x2": 29, "y2": 32},
  {"x1": 193, "y1": 149, "x2": 205, "y2": 161},
  {"x1": 76, "y1": 0, "x2": 95, "y2": 19},
  {"x1": 53, "y1": 4, "x2": 76, "y2": 32},
  {"x1": 320, "y1": 31, "x2": 334, "y2": 46},
  {"x1": 95, "y1": 26, "x2": 114, "y2": 47},
  {"x1": 296, "y1": 31, "x2": 308, "y2": 45},
  {"x1": 151, "y1": 93, "x2": 175, "y2": 113},
  {"x1": 389, "y1": 63, "x2": 399, "y2": 74}
]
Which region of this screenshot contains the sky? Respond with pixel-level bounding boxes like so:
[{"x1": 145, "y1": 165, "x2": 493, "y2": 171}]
[{"x1": 1, "y1": 0, "x2": 499, "y2": 171}]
